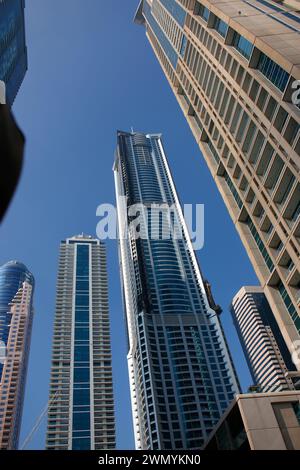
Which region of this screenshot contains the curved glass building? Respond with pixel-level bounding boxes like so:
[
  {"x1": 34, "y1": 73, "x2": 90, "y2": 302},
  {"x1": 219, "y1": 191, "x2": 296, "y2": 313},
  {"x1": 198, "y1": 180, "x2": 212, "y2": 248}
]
[
  {"x1": 0, "y1": 260, "x2": 34, "y2": 449},
  {"x1": 114, "y1": 130, "x2": 240, "y2": 450},
  {"x1": 0, "y1": 0, "x2": 28, "y2": 106}
]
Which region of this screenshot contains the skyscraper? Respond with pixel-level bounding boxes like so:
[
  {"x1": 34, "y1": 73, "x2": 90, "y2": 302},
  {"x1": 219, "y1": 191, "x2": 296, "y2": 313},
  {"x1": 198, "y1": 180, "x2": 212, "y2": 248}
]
[
  {"x1": 114, "y1": 130, "x2": 240, "y2": 450},
  {"x1": 134, "y1": 0, "x2": 300, "y2": 364},
  {"x1": 46, "y1": 235, "x2": 115, "y2": 450},
  {"x1": 0, "y1": 0, "x2": 28, "y2": 106},
  {"x1": 0, "y1": 260, "x2": 34, "y2": 450},
  {"x1": 231, "y1": 286, "x2": 298, "y2": 393}
]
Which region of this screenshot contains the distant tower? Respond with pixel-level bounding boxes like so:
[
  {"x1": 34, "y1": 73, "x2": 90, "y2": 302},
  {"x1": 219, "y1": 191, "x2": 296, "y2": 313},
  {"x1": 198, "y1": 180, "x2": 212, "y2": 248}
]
[
  {"x1": 114, "y1": 130, "x2": 240, "y2": 450},
  {"x1": 231, "y1": 286, "x2": 299, "y2": 392},
  {"x1": 46, "y1": 235, "x2": 115, "y2": 450},
  {"x1": 0, "y1": 260, "x2": 34, "y2": 449},
  {"x1": 0, "y1": 1, "x2": 28, "y2": 106}
]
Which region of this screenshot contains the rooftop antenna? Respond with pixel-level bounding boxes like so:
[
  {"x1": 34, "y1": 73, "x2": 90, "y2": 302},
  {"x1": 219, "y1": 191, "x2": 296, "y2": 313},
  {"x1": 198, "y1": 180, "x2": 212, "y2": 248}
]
[{"x1": 131, "y1": 126, "x2": 134, "y2": 134}]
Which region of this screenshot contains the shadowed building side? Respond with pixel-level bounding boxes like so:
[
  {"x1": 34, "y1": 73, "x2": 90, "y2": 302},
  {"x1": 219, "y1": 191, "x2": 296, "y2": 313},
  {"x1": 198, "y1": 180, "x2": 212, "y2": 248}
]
[{"x1": 114, "y1": 130, "x2": 240, "y2": 450}]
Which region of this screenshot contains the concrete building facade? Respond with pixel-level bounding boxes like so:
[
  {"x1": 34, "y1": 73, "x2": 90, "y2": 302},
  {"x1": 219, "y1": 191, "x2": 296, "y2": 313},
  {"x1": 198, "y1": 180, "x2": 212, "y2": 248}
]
[
  {"x1": 134, "y1": 0, "x2": 300, "y2": 366},
  {"x1": 204, "y1": 391, "x2": 300, "y2": 449}
]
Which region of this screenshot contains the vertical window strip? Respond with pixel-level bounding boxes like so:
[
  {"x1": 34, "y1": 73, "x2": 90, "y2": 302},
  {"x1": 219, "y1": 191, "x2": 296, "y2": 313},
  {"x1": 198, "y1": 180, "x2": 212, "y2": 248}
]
[{"x1": 257, "y1": 52, "x2": 289, "y2": 92}]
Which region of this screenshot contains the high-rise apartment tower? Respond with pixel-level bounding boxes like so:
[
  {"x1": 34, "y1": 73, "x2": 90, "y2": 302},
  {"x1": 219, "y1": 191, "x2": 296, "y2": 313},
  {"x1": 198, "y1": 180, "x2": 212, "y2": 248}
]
[
  {"x1": 114, "y1": 130, "x2": 240, "y2": 450},
  {"x1": 0, "y1": 0, "x2": 28, "y2": 106},
  {"x1": 134, "y1": 0, "x2": 300, "y2": 365},
  {"x1": 46, "y1": 235, "x2": 115, "y2": 450},
  {"x1": 231, "y1": 286, "x2": 299, "y2": 392},
  {"x1": 0, "y1": 260, "x2": 34, "y2": 449}
]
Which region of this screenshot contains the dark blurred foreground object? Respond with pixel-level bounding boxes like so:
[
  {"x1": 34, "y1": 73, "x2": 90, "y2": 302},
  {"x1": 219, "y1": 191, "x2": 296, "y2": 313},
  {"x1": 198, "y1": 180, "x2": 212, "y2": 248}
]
[{"x1": 0, "y1": 104, "x2": 25, "y2": 222}]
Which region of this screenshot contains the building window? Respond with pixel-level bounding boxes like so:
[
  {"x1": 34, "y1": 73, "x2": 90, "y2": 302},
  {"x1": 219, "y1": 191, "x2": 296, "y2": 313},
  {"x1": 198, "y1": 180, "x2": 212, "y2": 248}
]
[
  {"x1": 194, "y1": 1, "x2": 210, "y2": 22},
  {"x1": 277, "y1": 281, "x2": 299, "y2": 333},
  {"x1": 159, "y1": 0, "x2": 187, "y2": 27},
  {"x1": 224, "y1": 172, "x2": 243, "y2": 209},
  {"x1": 292, "y1": 402, "x2": 300, "y2": 425},
  {"x1": 207, "y1": 139, "x2": 220, "y2": 164},
  {"x1": 232, "y1": 32, "x2": 253, "y2": 60},
  {"x1": 143, "y1": 1, "x2": 178, "y2": 69},
  {"x1": 180, "y1": 35, "x2": 187, "y2": 57},
  {"x1": 213, "y1": 16, "x2": 228, "y2": 38},
  {"x1": 246, "y1": 217, "x2": 274, "y2": 272},
  {"x1": 257, "y1": 52, "x2": 289, "y2": 92}
]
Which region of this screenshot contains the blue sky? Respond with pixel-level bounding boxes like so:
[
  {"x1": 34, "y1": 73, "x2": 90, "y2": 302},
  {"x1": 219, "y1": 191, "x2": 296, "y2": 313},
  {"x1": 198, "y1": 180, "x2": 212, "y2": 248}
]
[{"x1": 1, "y1": 0, "x2": 258, "y2": 449}]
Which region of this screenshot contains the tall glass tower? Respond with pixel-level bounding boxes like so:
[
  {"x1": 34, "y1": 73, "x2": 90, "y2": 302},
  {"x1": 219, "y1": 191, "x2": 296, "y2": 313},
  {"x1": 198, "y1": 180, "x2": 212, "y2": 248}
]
[
  {"x1": 114, "y1": 130, "x2": 240, "y2": 450},
  {"x1": 0, "y1": 0, "x2": 28, "y2": 106},
  {"x1": 0, "y1": 260, "x2": 34, "y2": 449},
  {"x1": 46, "y1": 235, "x2": 115, "y2": 450}
]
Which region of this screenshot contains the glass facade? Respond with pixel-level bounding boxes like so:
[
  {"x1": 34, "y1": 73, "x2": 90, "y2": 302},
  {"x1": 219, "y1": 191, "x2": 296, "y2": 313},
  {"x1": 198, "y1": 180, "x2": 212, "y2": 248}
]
[
  {"x1": 0, "y1": 0, "x2": 27, "y2": 106},
  {"x1": 114, "y1": 131, "x2": 240, "y2": 450},
  {"x1": 72, "y1": 244, "x2": 91, "y2": 450},
  {"x1": 257, "y1": 52, "x2": 289, "y2": 92},
  {"x1": 143, "y1": 1, "x2": 178, "y2": 69},
  {"x1": 159, "y1": 0, "x2": 186, "y2": 27},
  {"x1": 278, "y1": 281, "x2": 300, "y2": 333},
  {"x1": 224, "y1": 172, "x2": 243, "y2": 209},
  {"x1": 46, "y1": 236, "x2": 115, "y2": 450},
  {"x1": 194, "y1": 1, "x2": 210, "y2": 22},
  {"x1": 246, "y1": 217, "x2": 274, "y2": 272},
  {"x1": 213, "y1": 16, "x2": 228, "y2": 38},
  {"x1": 0, "y1": 261, "x2": 34, "y2": 449},
  {"x1": 232, "y1": 32, "x2": 253, "y2": 60}
]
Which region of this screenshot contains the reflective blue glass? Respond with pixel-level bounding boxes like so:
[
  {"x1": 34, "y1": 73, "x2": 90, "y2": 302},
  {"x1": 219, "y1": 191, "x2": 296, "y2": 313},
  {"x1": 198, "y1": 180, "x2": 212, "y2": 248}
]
[
  {"x1": 143, "y1": 1, "x2": 178, "y2": 69},
  {"x1": 180, "y1": 35, "x2": 187, "y2": 58},
  {"x1": 75, "y1": 294, "x2": 89, "y2": 306},
  {"x1": 0, "y1": 0, "x2": 27, "y2": 106},
  {"x1": 257, "y1": 52, "x2": 289, "y2": 92},
  {"x1": 232, "y1": 32, "x2": 253, "y2": 60},
  {"x1": 74, "y1": 367, "x2": 90, "y2": 383},
  {"x1": 76, "y1": 280, "x2": 89, "y2": 291},
  {"x1": 75, "y1": 327, "x2": 89, "y2": 341},
  {"x1": 72, "y1": 243, "x2": 91, "y2": 449},
  {"x1": 159, "y1": 0, "x2": 186, "y2": 27},
  {"x1": 73, "y1": 388, "x2": 90, "y2": 406},
  {"x1": 73, "y1": 412, "x2": 90, "y2": 431},
  {"x1": 74, "y1": 346, "x2": 89, "y2": 362},
  {"x1": 246, "y1": 217, "x2": 274, "y2": 272},
  {"x1": 72, "y1": 438, "x2": 91, "y2": 450}
]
